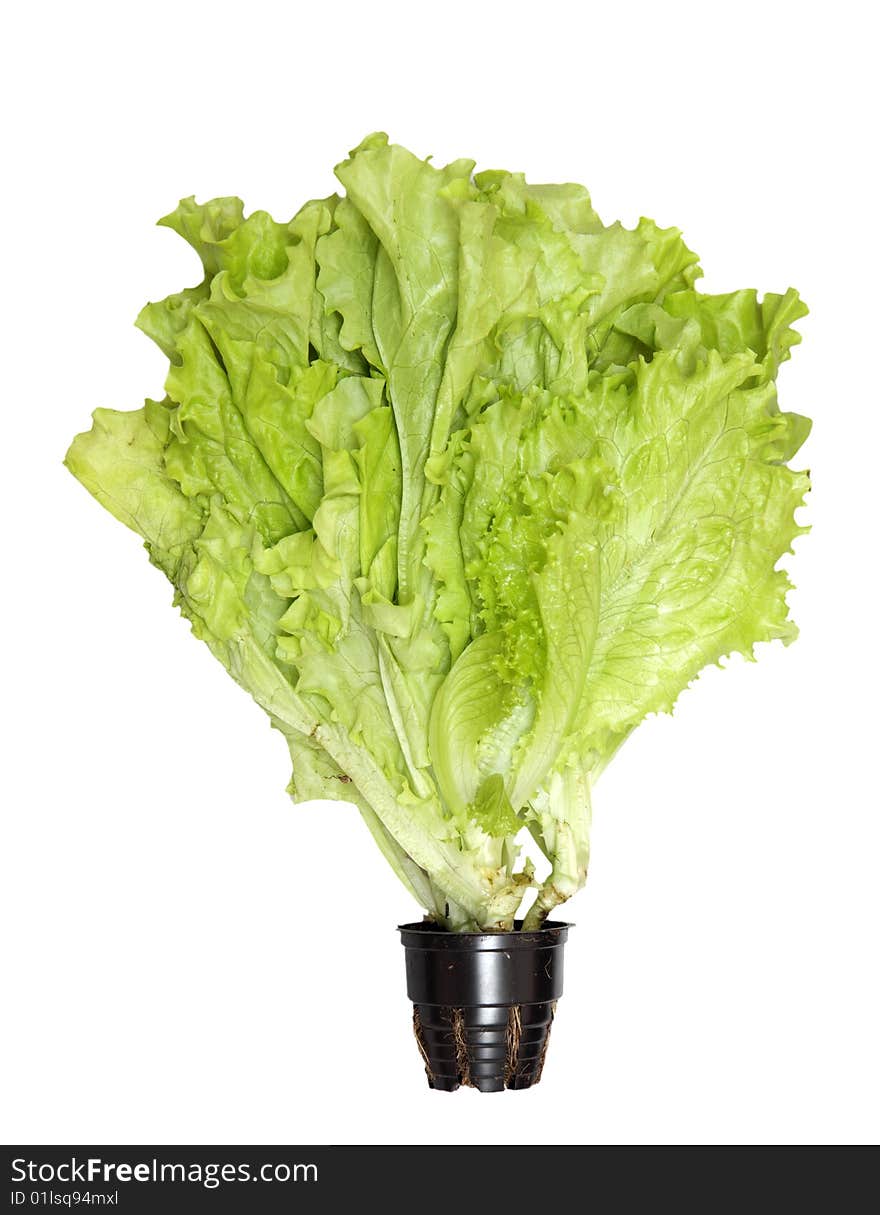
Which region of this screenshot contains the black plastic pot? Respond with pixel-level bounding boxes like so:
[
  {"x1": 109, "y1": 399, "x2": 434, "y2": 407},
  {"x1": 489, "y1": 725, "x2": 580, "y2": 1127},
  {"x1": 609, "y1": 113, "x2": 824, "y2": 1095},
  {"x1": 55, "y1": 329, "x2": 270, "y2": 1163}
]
[{"x1": 399, "y1": 920, "x2": 571, "y2": 1092}]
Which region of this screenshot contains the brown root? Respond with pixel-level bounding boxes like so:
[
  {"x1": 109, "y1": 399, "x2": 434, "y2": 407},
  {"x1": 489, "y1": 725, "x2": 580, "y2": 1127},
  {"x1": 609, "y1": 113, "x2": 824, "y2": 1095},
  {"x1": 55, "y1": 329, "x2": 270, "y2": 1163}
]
[
  {"x1": 533, "y1": 1001, "x2": 557, "y2": 1084},
  {"x1": 412, "y1": 1006, "x2": 434, "y2": 1085},
  {"x1": 450, "y1": 1007, "x2": 471, "y2": 1088},
  {"x1": 504, "y1": 1004, "x2": 523, "y2": 1086}
]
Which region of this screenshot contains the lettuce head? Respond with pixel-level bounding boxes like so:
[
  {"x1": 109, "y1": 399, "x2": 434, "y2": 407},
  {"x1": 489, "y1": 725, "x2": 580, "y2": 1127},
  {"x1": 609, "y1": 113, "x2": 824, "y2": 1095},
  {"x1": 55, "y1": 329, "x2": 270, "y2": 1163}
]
[{"x1": 66, "y1": 134, "x2": 810, "y2": 930}]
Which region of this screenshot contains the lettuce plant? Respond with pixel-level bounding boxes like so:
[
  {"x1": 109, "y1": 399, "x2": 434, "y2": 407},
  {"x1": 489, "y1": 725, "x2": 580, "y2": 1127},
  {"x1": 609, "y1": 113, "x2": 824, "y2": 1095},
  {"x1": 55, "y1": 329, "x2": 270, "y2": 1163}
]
[{"x1": 67, "y1": 135, "x2": 810, "y2": 931}]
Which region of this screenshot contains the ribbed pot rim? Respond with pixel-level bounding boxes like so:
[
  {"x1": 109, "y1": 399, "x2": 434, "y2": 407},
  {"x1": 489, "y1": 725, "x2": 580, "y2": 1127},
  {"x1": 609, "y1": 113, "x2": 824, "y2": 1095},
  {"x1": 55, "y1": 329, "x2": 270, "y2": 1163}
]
[{"x1": 398, "y1": 919, "x2": 571, "y2": 951}]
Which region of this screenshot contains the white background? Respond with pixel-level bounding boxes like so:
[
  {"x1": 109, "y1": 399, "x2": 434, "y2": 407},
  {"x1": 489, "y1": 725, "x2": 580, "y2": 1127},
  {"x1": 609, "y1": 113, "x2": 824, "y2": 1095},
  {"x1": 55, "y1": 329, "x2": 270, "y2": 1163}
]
[{"x1": 3, "y1": 0, "x2": 878, "y2": 1147}]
